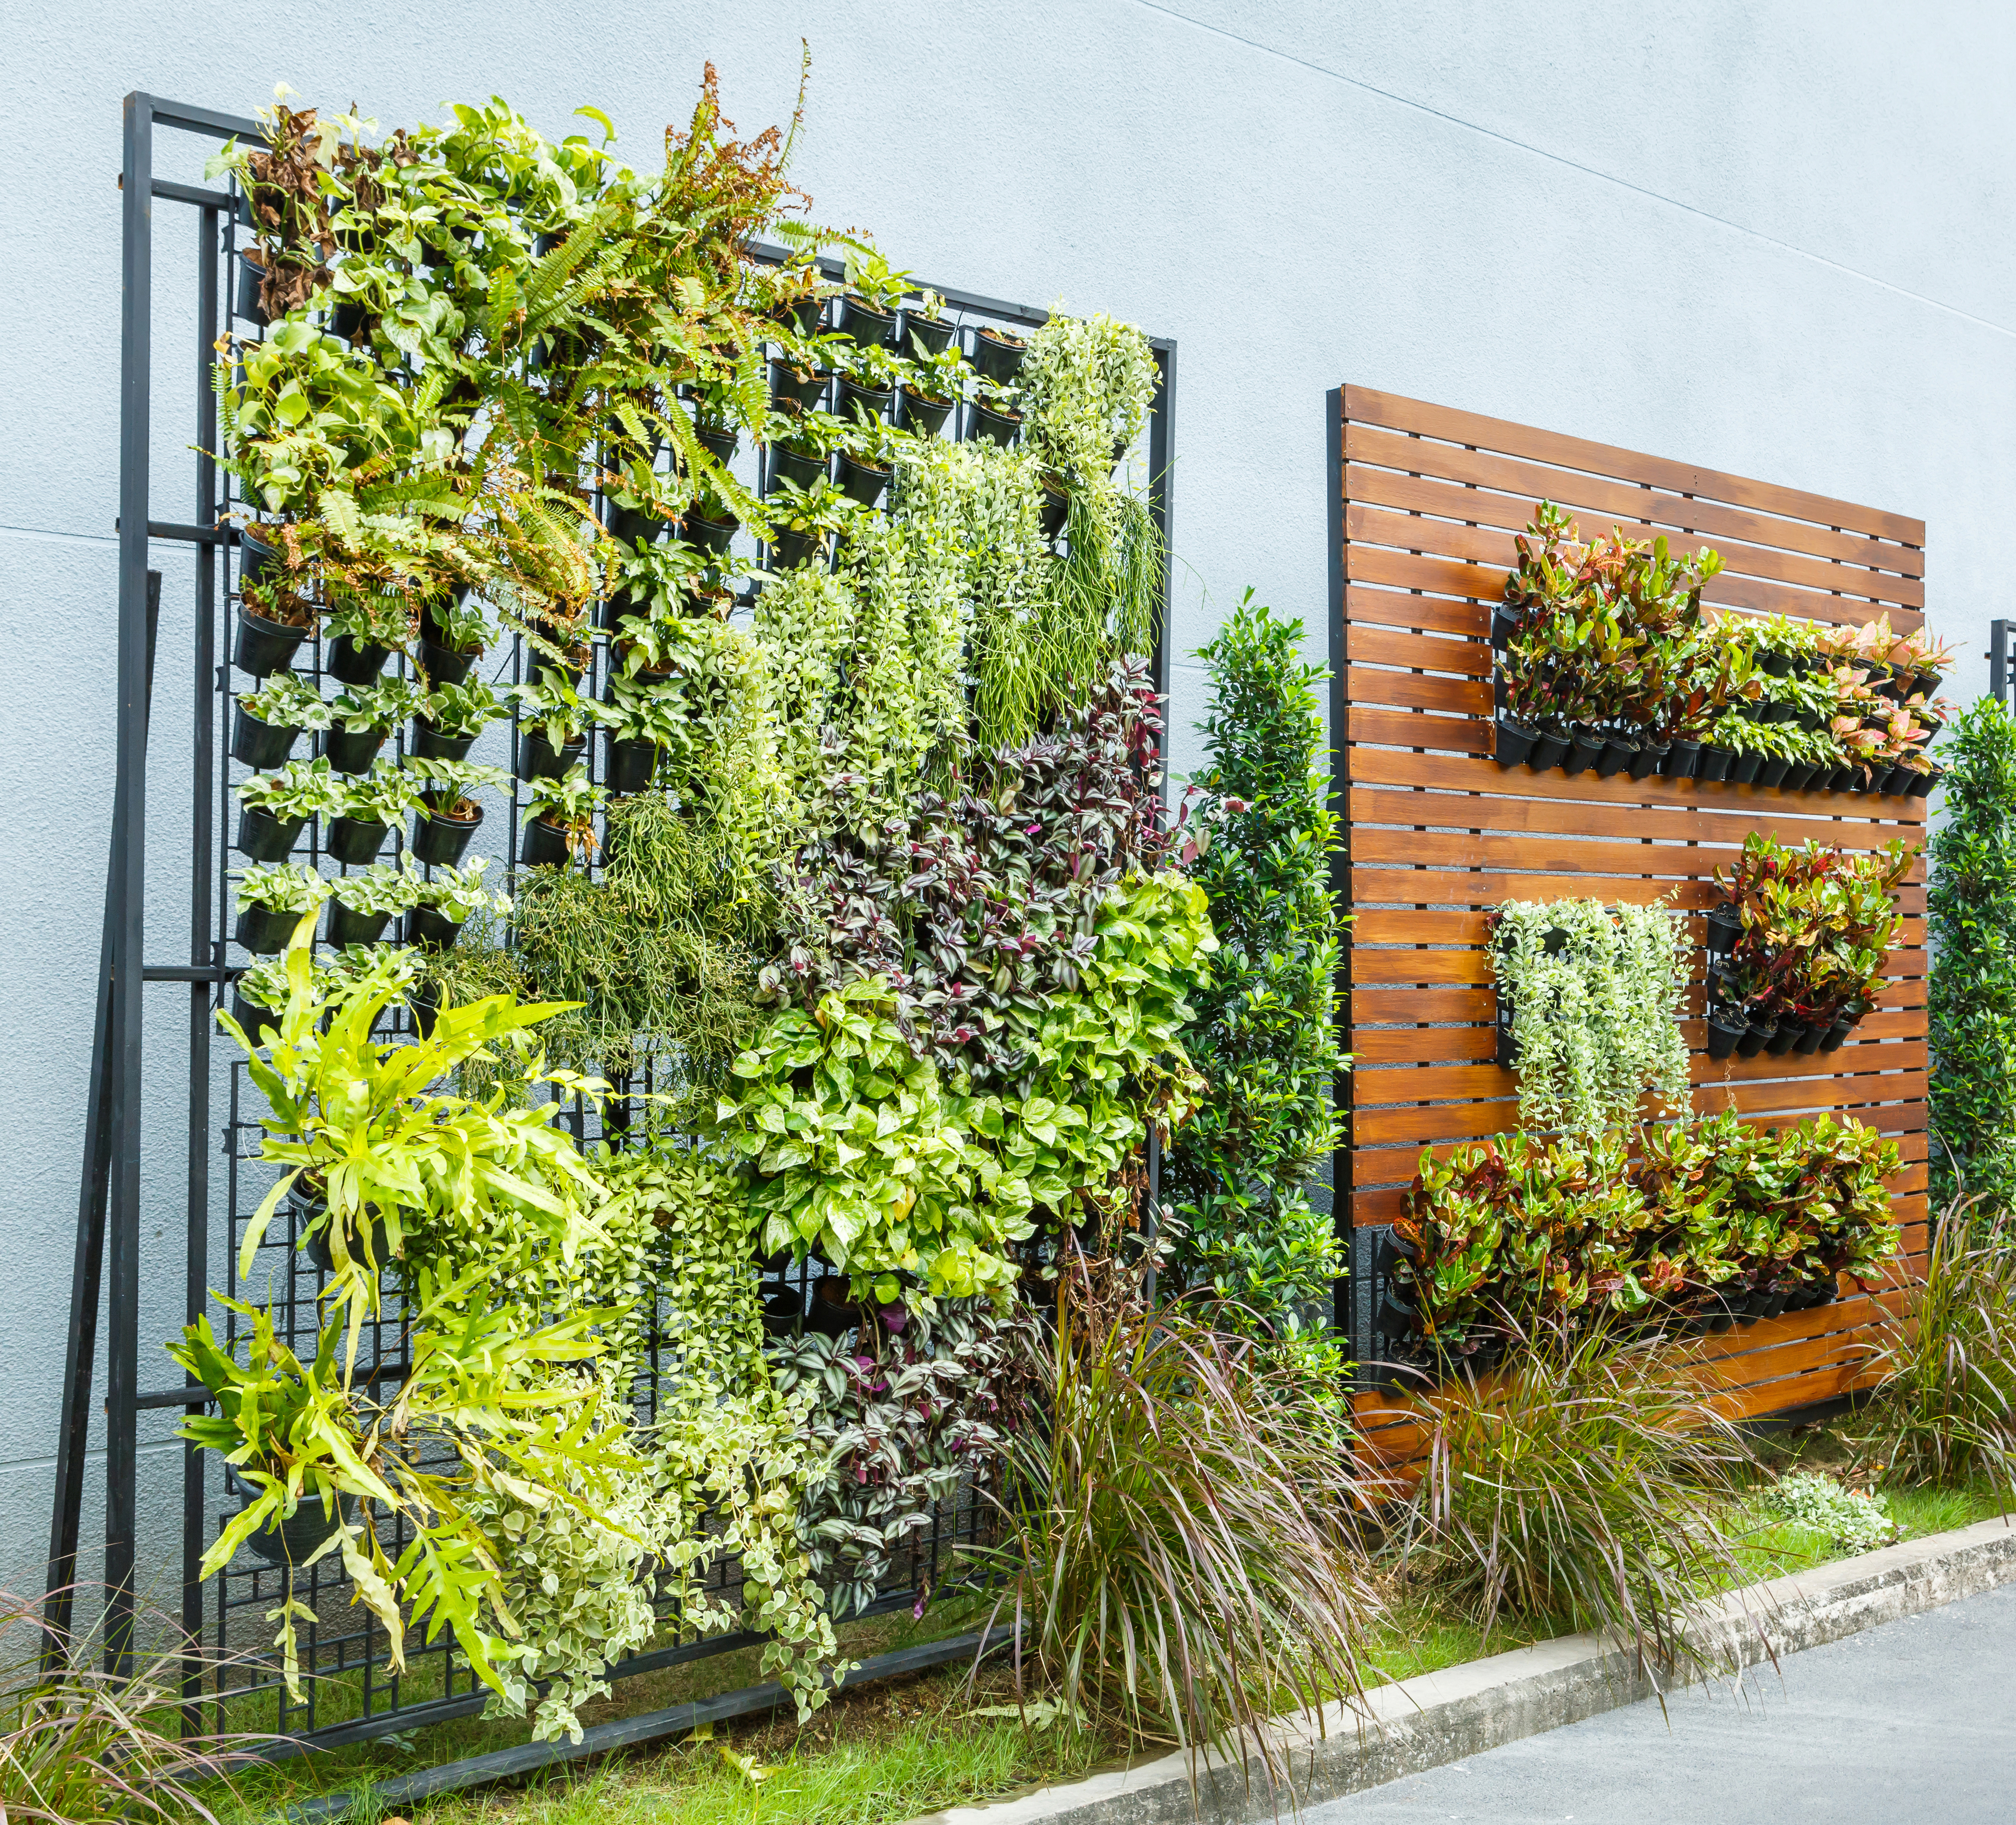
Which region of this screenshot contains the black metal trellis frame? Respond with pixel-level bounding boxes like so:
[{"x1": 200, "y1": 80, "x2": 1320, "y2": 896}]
[{"x1": 48, "y1": 89, "x2": 1177, "y2": 1754}]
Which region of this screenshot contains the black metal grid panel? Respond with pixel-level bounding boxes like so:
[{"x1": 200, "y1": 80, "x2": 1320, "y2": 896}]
[{"x1": 52, "y1": 90, "x2": 1177, "y2": 1748}]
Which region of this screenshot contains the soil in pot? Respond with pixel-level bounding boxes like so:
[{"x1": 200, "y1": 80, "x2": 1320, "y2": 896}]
[
  {"x1": 1493, "y1": 714, "x2": 1538, "y2": 768},
  {"x1": 969, "y1": 400, "x2": 1022, "y2": 446},
  {"x1": 971, "y1": 326, "x2": 1028, "y2": 384},
  {"x1": 234, "y1": 903, "x2": 302, "y2": 954},
  {"x1": 768, "y1": 443, "x2": 829, "y2": 491},
  {"x1": 328, "y1": 634, "x2": 389, "y2": 686},
  {"x1": 521, "y1": 814, "x2": 573, "y2": 869},
  {"x1": 411, "y1": 801, "x2": 481, "y2": 867},
  {"x1": 231, "y1": 704, "x2": 301, "y2": 769},
  {"x1": 517, "y1": 727, "x2": 586, "y2": 782},
  {"x1": 605, "y1": 732, "x2": 657, "y2": 795},
  {"x1": 899, "y1": 388, "x2": 953, "y2": 438},
  {"x1": 837, "y1": 451, "x2": 891, "y2": 507},
  {"x1": 325, "y1": 896, "x2": 391, "y2": 948},
  {"x1": 1627, "y1": 740, "x2": 1669, "y2": 781},
  {"x1": 405, "y1": 905, "x2": 463, "y2": 951},
  {"x1": 323, "y1": 723, "x2": 388, "y2": 775},
  {"x1": 327, "y1": 815, "x2": 389, "y2": 867},
  {"x1": 1662, "y1": 739, "x2": 1702, "y2": 780},
  {"x1": 233, "y1": 603, "x2": 311, "y2": 679},
  {"x1": 1526, "y1": 726, "x2": 1571, "y2": 773},
  {"x1": 236, "y1": 804, "x2": 306, "y2": 863}
]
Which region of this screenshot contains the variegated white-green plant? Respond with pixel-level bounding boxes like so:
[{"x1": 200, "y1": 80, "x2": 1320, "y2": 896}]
[{"x1": 1493, "y1": 896, "x2": 1691, "y2": 1137}]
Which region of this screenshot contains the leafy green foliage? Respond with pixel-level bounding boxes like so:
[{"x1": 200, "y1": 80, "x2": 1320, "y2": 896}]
[
  {"x1": 1762, "y1": 1471, "x2": 1896, "y2": 1553},
  {"x1": 1928, "y1": 699, "x2": 2016, "y2": 1217},
  {"x1": 1165, "y1": 594, "x2": 1344, "y2": 1364}
]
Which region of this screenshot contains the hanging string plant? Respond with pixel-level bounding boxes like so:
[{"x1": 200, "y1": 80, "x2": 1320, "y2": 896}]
[{"x1": 1490, "y1": 897, "x2": 1691, "y2": 1137}]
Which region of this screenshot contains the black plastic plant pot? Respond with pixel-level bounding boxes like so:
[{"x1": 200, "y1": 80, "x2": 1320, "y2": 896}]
[
  {"x1": 605, "y1": 732, "x2": 657, "y2": 795},
  {"x1": 329, "y1": 298, "x2": 368, "y2": 342},
  {"x1": 898, "y1": 388, "x2": 954, "y2": 439},
  {"x1": 239, "y1": 1485, "x2": 357, "y2": 1568},
  {"x1": 695, "y1": 421, "x2": 740, "y2": 467},
  {"x1": 770, "y1": 528, "x2": 827, "y2": 570},
  {"x1": 1756, "y1": 757, "x2": 1791, "y2": 790},
  {"x1": 231, "y1": 704, "x2": 300, "y2": 768},
  {"x1": 1794, "y1": 1016, "x2": 1829, "y2": 1056},
  {"x1": 1820, "y1": 1017, "x2": 1853, "y2": 1054},
  {"x1": 768, "y1": 360, "x2": 831, "y2": 413},
  {"x1": 328, "y1": 634, "x2": 389, "y2": 686},
  {"x1": 1495, "y1": 1023, "x2": 1519, "y2": 1068},
  {"x1": 234, "y1": 903, "x2": 301, "y2": 955},
  {"x1": 900, "y1": 310, "x2": 955, "y2": 357},
  {"x1": 325, "y1": 897, "x2": 391, "y2": 949},
  {"x1": 1696, "y1": 744, "x2": 1734, "y2": 782},
  {"x1": 1729, "y1": 751, "x2": 1763, "y2": 785},
  {"x1": 1909, "y1": 768, "x2": 1938, "y2": 798},
  {"x1": 968, "y1": 400, "x2": 1022, "y2": 447},
  {"x1": 685, "y1": 512, "x2": 739, "y2": 557},
  {"x1": 1489, "y1": 605, "x2": 1521, "y2": 651},
  {"x1": 1040, "y1": 486, "x2": 1070, "y2": 542},
  {"x1": 1493, "y1": 714, "x2": 1538, "y2": 769},
  {"x1": 836, "y1": 376, "x2": 895, "y2": 426},
  {"x1": 971, "y1": 327, "x2": 1028, "y2": 383},
  {"x1": 517, "y1": 727, "x2": 586, "y2": 783},
  {"x1": 607, "y1": 504, "x2": 669, "y2": 547},
  {"x1": 233, "y1": 605, "x2": 309, "y2": 679},
  {"x1": 1526, "y1": 727, "x2": 1571, "y2": 773},
  {"x1": 1738, "y1": 1016, "x2": 1776, "y2": 1059},
  {"x1": 521, "y1": 814, "x2": 572, "y2": 868},
  {"x1": 837, "y1": 293, "x2": 896, "y2": 350},
  {"x1": 529, "y1": 646, "x2": 587, "y2": 691},
  {"x1": 1561, "y1": 727, "x2": 1603, "y2": 777},
  {"x1": 1781, "y1": 760, "x2": 1814, "y2": 793},
  {"x1": 411, "y1": 805, "x2": 480, "y2": 867},
  {"x1": 418, "y1": 638, "x2": 478, "y2": 688},
  {"x1": 1706, "y1": 1013, "x2": 1746, "y2": 1060},
  {"x1": 769, "y1": 442, "x2": 829, "y2": 491},
  {"x1": 1626, "y1": 741, "x2": 1668, "y2": 782},
  {"x1": 308, "y1": 1210, "x2": 392, "y2": 1276},
  {"x1": 770, "y1": 294, "x2": 824, "y2": 339},
  {"x1": 323, "y1": 723, "x2": 388, "y2": 775},
  {"x1": 230, "y1": 993, "x2": 279, "y2": 1038},
  {"x1": 1661, "y1": 739, "x2": 1702, "y2": 779},
  {"x1": 837, "y1": 451, "x2": 890, "y2": 507},
  {"x1": 235, "y1": 804, "x2": 306, "y2": 863},
  {"x1": 1705, "y1": 907, "x2": 1742, "y2": 959},
  {"x1": 1766, "y1": 1018, "x2": 1801, "y2": 1056},
  {"x1": 235, "y1": 254, "x2": 269, "y2": 327},
  {"x1": 412, "y1": 721, "x2": 475, "y2": 764},
  {"x1": 1594, "y1": 734, "x2": 1637, "y2": 779},
  {"x1": 1757, "y1": 651, "x2": 1792, "y2": 678},
  {"x1": 326, "y1": 815, "x2": 388, "y2": 867},
  {"x1": 405, "y1": 905, "x2": 463, "y2": 952}
]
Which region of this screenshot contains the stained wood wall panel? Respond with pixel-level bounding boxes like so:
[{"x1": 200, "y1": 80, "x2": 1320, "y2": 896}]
[{"x1": 1333, "y1": 386, "x2": 1929, "y2": 1425}]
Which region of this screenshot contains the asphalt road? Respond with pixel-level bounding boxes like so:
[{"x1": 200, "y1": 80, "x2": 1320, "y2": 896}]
[{"x1": 1309, "y1": 1579, "x2": 2016, "y2": 1823}]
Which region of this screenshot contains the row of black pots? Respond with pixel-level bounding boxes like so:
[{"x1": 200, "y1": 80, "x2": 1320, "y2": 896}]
[
  {"x1": 1704, "y1": 1003, "x2": 1858, "y2": 1061},
  {"x1": 235, "y1": 897, "x2": 467, "y2": 959},
  {"x1": 235, "y1": 606, "x2": 484, "y2": 695},
  {"x1": 765, "y1": 359, "x2": 1019, "y2": 447}
]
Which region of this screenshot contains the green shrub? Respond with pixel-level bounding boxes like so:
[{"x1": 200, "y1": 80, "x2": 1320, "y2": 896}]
[
  {"x1": 1762, "y1": 1471, "x2": 1896, "y2": 1555},
  {"x1": 1928, "y1": 698, "x2": 2016, "y2": 1219},
  {"x1": 1166, "y1": 592, "x2": 1344, "y2": 1366}
]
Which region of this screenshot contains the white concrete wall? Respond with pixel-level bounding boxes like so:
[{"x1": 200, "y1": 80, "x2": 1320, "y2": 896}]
[{"x1": 1, "y1": 0, "x2": 2006, "y2": 1602}]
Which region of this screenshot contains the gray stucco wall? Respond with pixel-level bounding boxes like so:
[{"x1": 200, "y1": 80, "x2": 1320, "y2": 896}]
[{"x1": 1, "y1": 1, "x2": 2005, "y2": 1606}]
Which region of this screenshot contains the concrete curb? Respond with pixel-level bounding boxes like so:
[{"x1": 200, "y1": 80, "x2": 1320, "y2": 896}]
[{"x1": 908, "y1": 1514, "x2": 2016, "y2": 1825}]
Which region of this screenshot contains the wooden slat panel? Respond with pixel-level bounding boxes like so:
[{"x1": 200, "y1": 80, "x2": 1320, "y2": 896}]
[{"x1": 1346, "y1": 706, "x2": 1489, "y2": 755}]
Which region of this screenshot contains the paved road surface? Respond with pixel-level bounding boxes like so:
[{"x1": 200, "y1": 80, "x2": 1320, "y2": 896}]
[{"x1": 1310, "y1": 1578, "x2": 2016, "y2": 1823}]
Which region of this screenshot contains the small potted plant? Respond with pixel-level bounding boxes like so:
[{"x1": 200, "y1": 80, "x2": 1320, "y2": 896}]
[
  {"x1": 405, "y1": 856, "x2": 509, "y2": 951},
  {"x1": 232, "y1": 672, "x2": 331, "y2": 769},
  {"x1": 682, "y1": 491, "x2": 740, "y2": 560},
  {"x1": 405, "y1": 758, "x2": 508, "y2": 866},
  {"x1": 598, "y1": 535, "x2": 708, "y2": 630},
  {"x1": 419, "y1": 596, "x2": 489, "y2": 688},
  {"x1": 834, "y1": 343, "x2": 901, "y2": 430},
  {"x1": 325, "y1": 678, "x2": 423, "y2": 774},
  {"x1": 761, "y1": 476, "x2": 854, "y2": 570},
  {"x1": 235, "y1": 571, "x2": 316, "y2": 679},
  {"x1": 325, "y1": 861, "x2": 423, "y2": 949},
  {"x1": 836, "y1": 246, "x2": 911, "y2": 350},
  {"x1": 598, "y1": 677, "x2": 686, "y2": 795},
  {"x1": 233, "y1": 863, "x2": 328, "y2": 954},
  {"x1": 236, "y1": 757, "x2": 341, "y2": 861},
  {"x1": 507, "y1": 675, "x2": 592, "y2": 781},
  {"x1": 971, "y1": 324, "x2": 1029, "y2": 385},
  {"x1": 968, "y1": 385, "x2": 1022, "y2": 447},
  {"x1": 835, "y1": 416, "x2": 897, "y2": 509},
  {"x1": 326, "y1": 765, "x2": 422, "y2": 867},
  {"x1": 324, "y1": 605, "x2": 394, "y2": 686},
  {"x1": 768, "y1": 355, "x2": 834, "y2": 415},
  {"x1": 522, "y1": 767, "x2": 608, "y2": 867},
  {"x1": 526, "y1": 619, "x2": 592, "y2": 690},
  {"x1": 898, "y1": 289, "x2": 955, "y2": 358},
  {"x1": 601, "y1": 447, "x2": 676, "y2": 548},
  {"x1": 413, "y1": 681, "x2": 500, "y2": 762}
]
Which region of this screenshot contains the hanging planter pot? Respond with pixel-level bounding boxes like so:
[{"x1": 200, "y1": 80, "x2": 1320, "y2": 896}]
[
  {"x1": 1040, "y1": 484, "x2": 1070, "y2": 542},
  {"x1": 1756, "y1": 651, "x2": 1792, "y2": 678},
  {"x1": 1728, "y1": 750, "x2": 1763, "y2": 785},
  {"x1": 1526, "y1": 725, "x2": 1571, "y2": 773},
  {"x1": 607, "y1": 503, "x2": 670, "y2": 547},
  {"x1": 1766, "y1": 1018, "x2": 1801, "y2": 1056},
  {"x1": 521, "y1": 814, "x2": 573, "y2": 869},
  {"x1": 230, "y1": 704, "x2": 301, "y2": 769},
  {"x1": 1793, "y1": 1015, "x2": 1829, "y2": 1056},
  {"x1": 328, "y1": 297, "x2": 368, "y2": 343},
  {"x1": 900, "y1": 310, "x2": 955, "y2": 357},
  {"x1": 231, "y1": 1475, "x2": 356, "y2": 1568},
  {"x1": 968, "y1": 400, "x2": 1022, "y2": 446},
  {"x1": 898, "y1": 387, "x2": 954, "y2": 439},
  {"x1": 837, "y1": 294, "x2": 896, "y2": 350},
  {"x1": 1704, "y1": 905, "x2": 1742, "y2": 959},
  {"x1": 307, "y1": 1206, "x2": 392, "y2": 1275},
  {"x1": 837, "y1": 451, "x2": 890, "y2": 507},
  {"x1": 970, "y1": 327, "x2": 1028, "y2": 384},
  {"x1": 1706, "y1": 1009, "x2": 1746, "y2": 1060},
  {"x1": 411, "y1": 720, "x2": 475, "y2": 765},
  {"x1": 1781, "y1": 760, "x2": 1814, "y2": 793},
  {"x1": 1492, "y1": 714, "x2": 1538, "y2": 768},
  {"x1": 233, "y1": 604, "x2": 310, "y2": 679},
  {"x1": 1594, "y1": 732, "x2": 1638, "y2": 779},
  {"x1": 323, "y1": 723, "x2": 388, "y2": 775},
  {"x1": 411, "y1": 802, "x2": 481, "y2": 868},
  {"x1": 516, "y1": 726, "x2": 586, "y2": 783},
  {"x1": 696, "y1": 421, "x2": 739, "y2": 467},
  {"x1": 327, "y1": 814, "x2": 389, "y2": 867},
  {"x1": 239, "y1": 528, "x2": 280, "y2": 588},
  {"x1": 230, "y1": 992, "x2": 279, "y2": 1037},
  {"x1": 768, "y1": 360, "x2": 831, "y2": 413},
  {"x1": 235, "y1": 254, "x2": 269, "y2": 327},
  {"x1": 1561, "y1": 724, "x2": 1605, "y2": 778},
  {"x1": 417, "y1": 637, "x2": 478, "y2": 688},
  {"x1": 234, "y1": 903, "x2": 301, "y2": 955},
  {"x1": 770, "y1": 528, "x2": 828, "y2": 570},
  {"x1": 769, "y1": 294, "x2": 824, "y2": 339},
  {"x1": 1819, "y1": 1015, "x2": 1853, "y2": 1054},
  {"x1": 768, "y1": 442, "x2": 829, "y2": 492},
  {"x1": 605, "y1": 732, "x2": 657, "y2": 795},
  {"x1": 1908, "y1": 767, "x2": 1939, "y2": 798},
  {"x1": 1756, "y1": 756, "x2": 1791, "y2": 790},
  {"x1": 328, "y1": 634, "x2": 389, "y2": 686},
  {"x1": 325, "y1": 895, "x2": 391, "y2": 949},
  {"x1": 684, "y1": 511, "x2": 739, "y2": 557},
  {"x1": 1696, "y1": 743, "x2": 1735, "y2": 782},
  {"x1": 1626, "y1": 740, "x2": 1669, "y2": 782},
  {"x1": 235, "y1": 804, "x2": 305, "y2": 863},
  {"x1": 405, "y1": 905, "x2": 463, "y2": 951},
  {"x1": 1661, "y1": 738, "x2": 1701, "y2": 780},
  {"x1": 1489, "y1": 605, "x2": 1521, "y2": 650},
  {"x1": 1738, "y1": 1013, "x2": 1776, "y2": 1058},
  {"x1": 835, "y1": 376, "x2": 894, "y2": 425}
]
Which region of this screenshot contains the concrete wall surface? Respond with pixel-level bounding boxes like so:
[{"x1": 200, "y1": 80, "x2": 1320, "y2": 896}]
[{"x1": 0, "y1": 0, "x2": 2006, "y2": 1605}]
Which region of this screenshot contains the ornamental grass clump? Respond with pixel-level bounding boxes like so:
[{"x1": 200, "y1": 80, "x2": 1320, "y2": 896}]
[
  {"x1": 980, "y1": 1267, "x2": 1383, "y2": 1791},
  {"x1": 1492, "y1": 897, "x2": 1690, "y2": 1137},
  {"x1": 1392, "y1": 1320, "x2": 1758, "y2": 1685}
]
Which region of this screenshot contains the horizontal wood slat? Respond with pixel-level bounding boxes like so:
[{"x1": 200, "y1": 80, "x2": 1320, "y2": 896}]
[{"x1": 1336, "y1": 387, "x2": 1931, "y2": 1428}]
